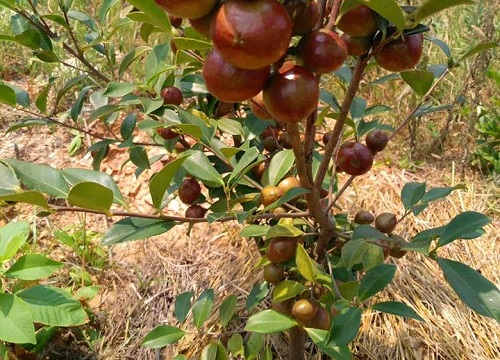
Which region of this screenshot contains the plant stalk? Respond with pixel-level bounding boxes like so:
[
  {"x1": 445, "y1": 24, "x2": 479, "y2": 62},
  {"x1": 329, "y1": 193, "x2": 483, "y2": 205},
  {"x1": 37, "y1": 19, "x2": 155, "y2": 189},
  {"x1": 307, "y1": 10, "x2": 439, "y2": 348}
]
[{"x1": 289, "y1": 326, "x2": 305, "y2": 360}]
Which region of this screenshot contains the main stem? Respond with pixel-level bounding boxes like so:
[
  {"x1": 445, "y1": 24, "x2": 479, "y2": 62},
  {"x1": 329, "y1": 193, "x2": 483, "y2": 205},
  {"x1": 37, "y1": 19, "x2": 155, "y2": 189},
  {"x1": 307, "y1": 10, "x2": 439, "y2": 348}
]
[{"x1": 289, "y1": 327, "x2": 305, "y2": 360}]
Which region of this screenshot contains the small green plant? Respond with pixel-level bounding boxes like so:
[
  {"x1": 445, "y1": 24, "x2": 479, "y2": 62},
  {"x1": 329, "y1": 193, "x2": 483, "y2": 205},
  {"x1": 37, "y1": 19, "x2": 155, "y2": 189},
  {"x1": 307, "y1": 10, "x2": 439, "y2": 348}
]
[{"x1": 472, "y1": 103, "x2": 500, "y2": 177}]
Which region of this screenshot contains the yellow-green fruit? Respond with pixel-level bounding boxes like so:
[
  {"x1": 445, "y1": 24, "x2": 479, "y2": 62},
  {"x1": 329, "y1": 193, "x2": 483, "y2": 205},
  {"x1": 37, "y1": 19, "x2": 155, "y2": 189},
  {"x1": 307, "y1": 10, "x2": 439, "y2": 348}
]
[
  {"x1": 261, "y1": 186, "x2": 283, "y2": 206},
  {"x1": 263, "y1": 264, "x2": 284, "y2": 284}
]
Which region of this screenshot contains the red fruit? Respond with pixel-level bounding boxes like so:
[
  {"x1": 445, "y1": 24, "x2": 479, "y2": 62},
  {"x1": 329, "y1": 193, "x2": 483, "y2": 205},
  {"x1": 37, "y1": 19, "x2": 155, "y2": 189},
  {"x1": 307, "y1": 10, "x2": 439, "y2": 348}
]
[
  {"x1": 322, "y1": 132, "x2": 331, "y2": 146},
  {"x1": 188, "y1": 8, "x2": 216, "y2": 37},
  {"x1": 336, "y1": 142, "x2": 374, "y2": 176},
  {"x1": 263, "y1": 64, "x2": 319, "y2": 123},
  {"x1": 169, "y1": 16, "x2": 183, "y2": 28},
  {"x1": 249, "y1": 92, "x2": 273, "y2": 120},
  {"x1": 342, "y1": 33, "x2": 372, "y2": 56},
  {"x1": 304, "y1": 305, "x2": 331, "y2": 330},
  {"x1": 155, "y1": 0, "x2": 218, "y2": 19},
  {"x1": 214, "y1": 101, "x2": 235, "y2": 118},
  {"x1": 267, "y1": 237, "x2": 298, "y2": 263},
  {"x1": 157, "y1": 127, "x2": 178, "y2": 140},
  {"x1": 336, "y1": 5, "x2": 378, "y2": 37},
  {"x1": 366, "y1": 129, "x2": 389, "y2": 153},
  {"x1": 212, "y1": 0, "x2": 292, "y2": 70},
  {"x1": 185, "y1": 204, "x2": 207, "y2": 218},
  {"x1": 202, "y1": 49, "x2": 270, "y2": 102},
  {"x1": 161, "y1": 86, "x2": 183, "y2": 106},
  {"x1": 178, "y1": 178, "x2": 202, "y2": 204},
  {"x1": 284, "y1": 0, "x2": 320, "y2": 35},
  {"x1": 374, "y1": 33, "x2": 424, "y2": 72},
  {"x1": 299, "y1": 29, "x2": 347, "y2": 74}
]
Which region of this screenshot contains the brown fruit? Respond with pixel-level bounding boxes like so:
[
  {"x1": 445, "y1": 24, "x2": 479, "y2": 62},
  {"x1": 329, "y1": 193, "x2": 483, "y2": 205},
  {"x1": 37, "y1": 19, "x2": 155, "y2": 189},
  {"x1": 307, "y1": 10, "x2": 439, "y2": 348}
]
[
  {"x1": 336, "y1": 142, "x2": 374, "y2": 176},
  {"x1": 261, "y1": 186, "x2": 283, "y2": 206},
  {"x1": 253, "y1": 159, "x2": 269, "y2": 180},
  {"x1": 263, "y1": 64, "x2": 319, "y2": 123},
  {"x1": 279, "y1": 132, "x2": 293, "y2": 149},
  {"x1": 267, "y1": 236, "x2": 298, "y2": 263},
  {"x1": 366, "y1": 129, "x2": 389, "y2": 153},
  {"x1": 161, "y1": 86, "x2": 183, "y2": 106},
  {"x1": 188, "y1": 8, "x2": 216, "y2": 37},
  {"x1": 263, "y1": 136, "x2": 280, "y2": 152},
  {"x1": 336, "y1": 5, "x2": 378, "y2": 37},
  {"x1": 389, "y1": 234, "x2": 408, "y2": 258},
  {"x1": 248, "y1": 92, "x2": 273, "y2": 120},
  {"x1": 299, "y1": 29, "x2": 348, "y2": 74},
  {"x1": 202, "y1": 49, "x2": 270, "y2": 102},
  {"x1": 212, "y1": 0, "x2": 292, "y2": 70},
  {"x1": 284, "y1": 0, "x2": 320, "y2": 35},
  {"x1": 277, "y1": 176, "x2": 301, "y2": 195},
  {"x1": 214, "y1": 101, "x2": 235, "y2": 118},
  {"x1": 293, "y1": 299, "x2": 318, "y2": 323},
  {"x1": 322, "y1": 132, "x2": 331, "y2": 146},
  {"x1": 178, "y1": 178, "x2": 202, "y2": 204},
  {"x1": 262, "y1": 126, "x2": 281, "y2": 139},
  {"x1": 342, "y1": 33, "x2": 372, "y2": 56},
  {"x1": 155, "y1": 0, "x2": 218, "y2": 19},
  {"x1": 375, "y1": 213, "x2": 397, "y2": 234},
  {"x1": 185, "y1": 204, "x2": 207, "y2": 218},
  {"x1": 304, "y1": 305, "x2": 331, "y2": 330},
  {"x1": 271, "y1": 298, "x2": 294, "y2": 316},
  {"x1": 263, "y1": 264, "x2": 284, "y2": 284},
  {"x1": 157, "y1": 127, "x2": 179, "y2": 140},
  {"x1": 169, "y1": 16, "x2": 183, "y2": 28},
  {"x1": 354, "y1": 210, "x2": 375, "y2": 225},
  {"x1": 374, "y1": 33, "x2": 424, "y2": 72}
]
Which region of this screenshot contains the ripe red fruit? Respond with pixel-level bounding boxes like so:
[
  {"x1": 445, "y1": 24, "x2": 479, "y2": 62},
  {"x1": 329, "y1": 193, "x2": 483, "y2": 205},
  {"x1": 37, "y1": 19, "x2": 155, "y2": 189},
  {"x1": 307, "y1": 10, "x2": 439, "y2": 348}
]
[
  {"x1": 155, "y1": 0, "x2": 218, "y2": 19},
  {"x1": 336, "y1": 5, "x2": 378, "y2": 37},
  {"x1": 366, "y1": 129, "x2": 389, "y2": 153},
  {"x1": 299, "y1": 29, "x2": 348, "y2": 74},
  {"x1": 248, "y1": 92, "x2": 273, "y2": 120},
  {"x1": 375, "y1": 213, "x2": 397, "y2": 234},
  {"x1": 342, "y1": 33, "x2": 372, "y2": 56},
  {"x1": 354, "y1": 210, "x2": 375, "y2": 225},
  {"x1": 374, "y1": 33, "x2": 424, "y2": 72},
  {"x1": 178, "y1": 178, "x2": 201, "y2": 204},
  {"x1": 293, "y1": 299, "x2": 318, "y2": 323},
  {"x1": 185, "y1": 204, "x2": 207, "y2": 218},
  {"x1": 161, "y1": 86, "x2": 183, "y2": 106},
  {"x1": 263, "y1": 64, "x2": 319, "y2": 123},
  {"x1": 322, "y1": 132, "x2": 331, "y2": 146},
  {"x1": 284, "y1": 0, "x2": 320, "y2": 35},
  {"x1": 267, "y1": 237, "x2": 298, "y2": 263},
  {"x1": 157, "y1": 127, "x2": 178, "y2": 140},
  {"x1": 188, "y1": 8, "x2": 216, "y2": 38},
  {"x1": 261, "y1": 186, "x2": 283, "y2": 206},
  {"x1": 336, "y1": 142, "x2": 374, "y2": 176},
  {"x1": 263, "y1": 264, "x2": 284, "y2": 284},
  {"x1": 211, "y1": 0, "x2": 292, "y2": 70},
  {"x1": 202, "y1": 49, "x2": 270, "y2": 102}
]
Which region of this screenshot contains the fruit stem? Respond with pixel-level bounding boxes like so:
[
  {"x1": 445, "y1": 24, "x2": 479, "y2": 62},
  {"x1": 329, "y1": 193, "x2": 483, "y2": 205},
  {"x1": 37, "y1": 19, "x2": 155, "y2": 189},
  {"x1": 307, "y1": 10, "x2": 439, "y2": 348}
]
[
  {"x1": 325, "y1": 0, "x2": 343, "y2": 31},
  {"x1": 288, "y1": 326, "x2": 305, "y2": 360}
]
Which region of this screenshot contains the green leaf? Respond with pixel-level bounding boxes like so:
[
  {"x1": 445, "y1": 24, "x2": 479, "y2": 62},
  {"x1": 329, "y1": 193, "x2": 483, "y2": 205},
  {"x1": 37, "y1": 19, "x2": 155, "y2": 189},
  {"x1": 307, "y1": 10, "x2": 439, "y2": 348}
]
[
  {"x1": 228, "y1": 147, "x2": 261, "y2": 185},
  {"x1": 266, "y1": 150, "x2": 295, "y2": 186},
  {"x1": 272, "y1": 280, "x2": 306, "y2": 302},
  {"x1": 70, "y1": 85, "x2": 93, "y2": 122},
  {"x1": 201, "y1": 342, "x2": 218, "y2": 360},
  {"x1": 420, "y1": 185, "x2": 465, "y2": 204},
  {"x1": 306, "y1": 328, "x2": 353, "y2": 360},
  {"x1": 340, "y1": 239, "x2": 370, "y2": 270},
  {"x1": 338, "y1": 281, "x2": 360, "y2": 301},
  {"x1": 240, "y1": 225, "x2": 271, "y2": 238},
  {"x1": 102, "y1": 217, "x2": 175, "y2": 245},
  {"x1": 149, "y1": 155, "x2": 189, "y2": 210},
  {"x1": 437, "y1": 211, "x2": 491, "y2": 248},
  {"x1": 119, "y1": 46, "x2": 150, "y2": 77},
  {"x1": 345, "y1": 0, "x2": 405, "y2": 32},
  {"x1": 89, "y1": 104, "x2": 124, "y2": 121},
  {"x1": 458, "y1": 41, "x2": 499, "y2": 63},
  {"x1": 67, "y1": 182, "x2": 113, "y2": 215},
  {"x1": 5, "y1": 254, "x2": 63, "y2": 280},
  {"x1": 126, "y1": 0, "x2": 172, "y2": 33},
  {"x1": 142, "y1": 325, "x2": 185, "y2": 349},
  {"x1": 6, "y1": 118, "x2": 55, "y2": 133},
  {"x1": 227, "y1": 334, "x2": 244, "y2": 357},
  {"x1": 0, "y1": 221, "x2": 30, "y2": 262},
  {"x1": 103, "y1": 82, "x2": 135, "y2": 97},
  {"x1": 357, "y1": 264, "x2": 396, "y2": 301},
  {"x1": 327, "y1": 307, "x2": 362, "y2": 346},
  {"x1": 246, "y1": 282, "x2": 269, "y2": 313},
  {"x1": 17, "y1": 286, "x2": 88, "y2": 326},
  {"x1": 0, "y1": 84, "x2": 17, "y2": 106},
  {"x1": 62, "y1": 168, "x2": 127, "y2": 208},
  {"x1": 0, "y1": 162, "x2": 20, "y2": 194},
  {"x1": 245, "y1": 310, "x2": 297, "y2": 333},
  {"x1": 0, "y1": 293, "x2": 36, "y2": 344},
  {"x1": 437, "y1": 258, "x2": 500, "y2": 322},
  {"x1": 0, "y1": 191, "x2": 50, "y2": 210},
  {"x1": 182, "y1": 151, "x2": 224, "y2": 188},
  {"x1": 2, "y1": 159, "x2": 69, "y2": 198},
  {"x1": 35, "y1": 79, "x2": 55, "y2": 113},
  {"x1": 371, "y1": 301, "x2": 424, "y2": 322},
  {"x1": 296, "y1": 244, "x2": 315, "y2": 283},
  {"x1": 401, "y1": 71, "x2": 435, "y2": 97},
  {"x1": 401, "y1": 182, "x2": 426, "y2": 211},
  {"x1": 266, "y1": 224, "x2": 304, "y2": 239},
  {"x1": 415, "y1": 0, "x2": 474, "y2": 23},
  {"x1": 35, "y1": 50, "x2": 59, "y2": 63},
  {"x1": 192, "y1": 289, "x2": 215, "y2": 329},
  {"x1": 174, "y1": 291, "x2": 193, "y2": 324},
  {"x1": 245, "y1": 332, "x2": 264, "y2": 360},
  {"x1": 172, "y1": 37, "x2": 212, "y2": 51},
  {"x1": 352, "y1": 225, "x2": 391, "y2": 241},
  {"x1": 56, "y1": 74, "x2": 88, "y2": 107},
  {"x1": 217, "y1": 118, "x2": 244, "y2": 137},
  {"x1": 129, "y1": 146, "x2": 151, "y2": 169},
  {"x1": 219, "y1": 295, "x2": 237, "y2": 328}
]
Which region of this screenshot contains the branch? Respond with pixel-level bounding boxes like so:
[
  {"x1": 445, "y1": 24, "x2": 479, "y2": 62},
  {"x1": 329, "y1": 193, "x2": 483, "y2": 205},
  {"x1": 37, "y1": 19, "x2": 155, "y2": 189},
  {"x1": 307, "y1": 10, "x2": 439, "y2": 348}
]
[{"x1": 325, "y1": 0, "x2": 343, "y2": 31}]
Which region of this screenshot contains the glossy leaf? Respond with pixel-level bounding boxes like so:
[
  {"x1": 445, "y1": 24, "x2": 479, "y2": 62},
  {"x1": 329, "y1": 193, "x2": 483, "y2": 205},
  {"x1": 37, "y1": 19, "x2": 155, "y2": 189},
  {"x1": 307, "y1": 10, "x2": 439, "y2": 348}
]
[
  {"x1": 55, "y1": 74, "x2": 88, "y2": 107},
  {"x1": 192, "y1": 290, "x2": 215, "y2": 329},
  {"x1": 201, "y1": 342, "x2": 218, "y2": 360},
  {"x1": 357, "y1": 264, "x2": 396, "y2": 301},
  {"x1": 420, "y1": 185, "x2": 465, "y2": 204},
  {"x1": 416, "y1": 0, "x2": 474, "y2": 23},
  {"x1": 240, "y1": 225, "x2": 271, "y2": 238},
  {"x1": 327, "y1": 307, "x2": 362, "y2": 346},
  {"x1": 227, "y1": 334, "x2": 244, "y2": 357},
  {"x1": 183, "y1": 151, "x2": 224, "y2": 188},
  {"x1": 266, "y1": 224, "x2": 304, "y2": 239},
  {"x1": 0, "y1": 162, "x2": 20, "y2": 195},
  {"x1": 340, "y1": 239, "x2": 370, "y2": 270},
  {"x1": 5, "y1": 254, "x2": 63, "y2": 280},
  {"x1": 142, "y1": 325, "x2": 185, "y2": 349},
  {"x1": 17, "y1": 286, "x2": 88, "y2": 326},
  {"x1": 437, "y1": 258, "x2": 500, "y2": 322},
  {"x1": 174, "y1": 291, "x2": 193, "y2": 324},
  {"x1": 2, "y1": 159, "x2": 69, "y2": 198},
  {"x1": 246, "y1": 282, "x2": 269, "y2": 313},
  {"x1": 219, "y1": 295, "x2": 237, "y2": 328},
  {"x1": 437, "y1": 211, "x2": 491, "y2": 248},
  {"x1": 149, "y1": 154, "x2": 189, "y2": 210},
  {"x1": 0, "y1": 83, "x2": 17, "y2": 106},
  {"x1": 245, "y1": 310, "x2": 297, "y2": 333},
  {"x1": 306, "y1": 328, "x2": 353, "y2": 360},
  {"x1": 70, "y1": 85, "x2": 92, "y2": 122},
  {"x1": 0, "y1": 191, "x2": 51, "y2": 210},
  {"x1": 130, "y1": 146, "x2": 150, "y2": 169},
  {"x1": 67, "y1": 182, "x2": 113, "y2": 215},
  {"x1": 458, "y1": 41, "x2": 499, "y2": 63},
  {"x1": 0, "y1": 293, "x2": 36, "y2": 344},
  {"x1": 228, "y1": 147, "x2": 261, "y2": 185},
  {"x1": 102, "y1": 217, "x2": 175, "y2": 245},
  {"x1": 401, "y1": 71, "x2": 435, "y2": 97},
  {"x1": 245, "y1": 332, "x2": 264, "y2": 360},
  {"x1": 126, "y1": 0, "x2": 172, "y2": 33},
  {"x1": 371, "y1": 301, "x2": 424, "y2": 322},
  {"x1": 338, "y1": 281, "x2": 360, "y2": 301},
  {"x1": 401, "y1": 182, "x2": 426, "y2": 211},
  {"x1": 296, "y1": 244, "x2": 315, "y2": 282},
  {"x1": 266, "y1": 150, "x2": 295, "y2": 186},
  {"x1": 0, "y1": 221, "x2": 30, "y2": 262},
  {"x1": 352, "y1": 225, "x2": 391, "y2": 241},
  {"x1": 103, "y1": 82, "x2": 135, "y2": 97},
  {"x1": 273, "y1": 280, "x2": 306, "y2": 302},
  {"x1": 119, "y1": 46, "x2": 150, "y2": 77}
]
